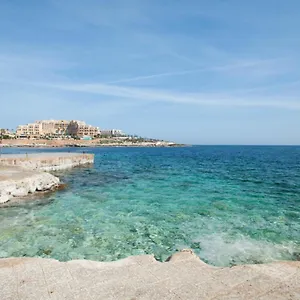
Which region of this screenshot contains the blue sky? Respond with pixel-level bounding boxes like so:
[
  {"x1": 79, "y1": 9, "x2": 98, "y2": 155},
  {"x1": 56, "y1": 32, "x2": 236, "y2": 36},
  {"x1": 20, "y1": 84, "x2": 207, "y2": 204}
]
[{"x1": 0, "y1": 0, "x2": 300, "y2": 144}]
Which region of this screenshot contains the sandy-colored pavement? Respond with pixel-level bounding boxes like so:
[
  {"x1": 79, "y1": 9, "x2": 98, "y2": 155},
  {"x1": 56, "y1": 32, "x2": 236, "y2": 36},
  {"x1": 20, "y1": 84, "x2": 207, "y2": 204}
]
[
  {"x1": 0, "y1": 166, "x2": 37, "y2": 181},
  {"x1": 0, "y1": 153, "x2": 87, "y2": 159},
  {"x1": 1, "y1": 250, "x2": 299, "y2": 300}
]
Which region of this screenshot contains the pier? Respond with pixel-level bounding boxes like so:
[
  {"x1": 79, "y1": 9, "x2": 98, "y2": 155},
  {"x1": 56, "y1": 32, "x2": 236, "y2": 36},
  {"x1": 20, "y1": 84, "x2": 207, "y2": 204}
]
[{"x1": 0, "y1": 152, "x2": 94, "y2": 171}]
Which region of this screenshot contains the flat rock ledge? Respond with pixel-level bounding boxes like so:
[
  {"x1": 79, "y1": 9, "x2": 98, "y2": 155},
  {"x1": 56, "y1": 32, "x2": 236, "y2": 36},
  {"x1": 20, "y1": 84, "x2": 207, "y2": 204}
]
[
  {"x1": 1, "y1": 249, "x2": 299, "y2": 300},
  {"x1": 0, "y1": 166, "x2": 60, "y2": 204},
  {"x1": 0, "y1": 153, "x2": 94, "y2": 171}
]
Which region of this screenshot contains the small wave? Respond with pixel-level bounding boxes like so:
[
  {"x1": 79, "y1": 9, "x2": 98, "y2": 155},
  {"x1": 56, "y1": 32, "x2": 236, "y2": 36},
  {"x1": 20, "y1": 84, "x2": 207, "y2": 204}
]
[{"x1": 192, "y1": 233, "x2": 300, "y2": 267}]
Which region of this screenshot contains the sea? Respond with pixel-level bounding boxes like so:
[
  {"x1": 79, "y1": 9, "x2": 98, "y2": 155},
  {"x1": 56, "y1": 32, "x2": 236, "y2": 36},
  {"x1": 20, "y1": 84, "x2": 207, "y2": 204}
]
[{"x1": 0, "y1": 146, "x2": 299, "y2": 267}]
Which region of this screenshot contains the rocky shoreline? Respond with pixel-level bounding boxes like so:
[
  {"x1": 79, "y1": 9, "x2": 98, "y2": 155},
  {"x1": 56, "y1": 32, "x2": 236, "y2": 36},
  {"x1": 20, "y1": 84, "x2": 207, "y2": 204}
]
[
  {"x1": 0, "y1": 153, "x2": 94, "y2": 204},
  {"x1": 1, "y1": 249, "x2": 299, "y2": 299},
  {"x1": 0, "y1": 138, "x2": 186, "y2": 148},
  {"x1": 0, "y1": 167, "x2": 61, "y2": 204}
]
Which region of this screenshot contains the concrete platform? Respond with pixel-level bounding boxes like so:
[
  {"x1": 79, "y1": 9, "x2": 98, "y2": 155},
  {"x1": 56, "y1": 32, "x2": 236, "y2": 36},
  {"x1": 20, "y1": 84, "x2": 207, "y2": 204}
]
[
  {"x1": 0, "y1": 250, "x2": 299, "y2": 300},
  {"x1": 0, "y1": 153, "x2": 94, "y2": 171}
]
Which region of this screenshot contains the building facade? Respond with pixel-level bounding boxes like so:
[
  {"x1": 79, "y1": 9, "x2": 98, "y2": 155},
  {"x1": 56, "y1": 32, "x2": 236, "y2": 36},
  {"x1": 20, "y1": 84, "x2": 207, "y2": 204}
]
[
  {"x1": 16, "y1": 120, "x2": 100, "y2": 138},
  {"x1": 35, "y1": 120, "x2": 70, "y2": 135},
  {"x1": 16, "y1": 123, "x2": 42, "y2": 138},
  {"x1": 15, "y1": 120, "x2": 124, "y2": 139},
  {"x1": 67, "y1": 121, "x2": 100, "y2": 137},
  {"x1": 100, "y1": 129, "x2": 123, "y2": 137}
]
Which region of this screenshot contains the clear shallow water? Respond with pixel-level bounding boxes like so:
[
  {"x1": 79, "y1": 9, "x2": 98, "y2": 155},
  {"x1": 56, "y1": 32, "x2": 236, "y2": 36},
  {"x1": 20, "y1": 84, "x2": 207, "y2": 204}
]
[{"x1": 0, "y1": 146, "x2": 300, "y2": 266}]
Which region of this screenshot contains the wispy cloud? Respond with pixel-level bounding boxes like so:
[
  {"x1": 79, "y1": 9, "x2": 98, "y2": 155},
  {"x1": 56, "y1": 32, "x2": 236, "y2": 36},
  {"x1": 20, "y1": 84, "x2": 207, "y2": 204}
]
[
  {"x1": 40, "y1": 81, "x2": 300, "y2": 111},
  {"x1": 108, "y1": 59, "x2": 286, "y2": 84},
  {"x1": 1, "y1": 51, "x2": 298, "y2": 112}
]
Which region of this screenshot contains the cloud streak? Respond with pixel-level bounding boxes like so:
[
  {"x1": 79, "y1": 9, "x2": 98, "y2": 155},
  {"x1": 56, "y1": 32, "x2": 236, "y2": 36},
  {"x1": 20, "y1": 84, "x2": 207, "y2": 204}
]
[
  {"x1": 42, "y1": 81, "x2": 300, "y2": 111},
  {"x1": 108, "y1": 59, "x2": 285, "y2": 84}
]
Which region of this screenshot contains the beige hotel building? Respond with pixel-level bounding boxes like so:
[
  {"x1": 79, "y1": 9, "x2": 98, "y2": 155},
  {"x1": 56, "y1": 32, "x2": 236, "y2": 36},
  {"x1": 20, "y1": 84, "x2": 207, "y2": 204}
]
[{"x1": 16, "y1": 120, "x2": 100, "y2": 138}]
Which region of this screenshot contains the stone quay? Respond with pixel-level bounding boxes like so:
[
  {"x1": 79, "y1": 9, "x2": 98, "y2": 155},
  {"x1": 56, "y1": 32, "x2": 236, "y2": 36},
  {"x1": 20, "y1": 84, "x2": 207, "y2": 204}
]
[{"x1": 0, "y1": 152, "x2": 94, "y2": 171}]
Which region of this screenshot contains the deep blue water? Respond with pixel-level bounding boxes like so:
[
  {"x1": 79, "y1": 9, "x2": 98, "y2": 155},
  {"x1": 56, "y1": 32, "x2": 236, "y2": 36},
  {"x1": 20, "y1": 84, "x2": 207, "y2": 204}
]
[{"x1": 0, "y1": 146, "x2": 300, "y2": 266}]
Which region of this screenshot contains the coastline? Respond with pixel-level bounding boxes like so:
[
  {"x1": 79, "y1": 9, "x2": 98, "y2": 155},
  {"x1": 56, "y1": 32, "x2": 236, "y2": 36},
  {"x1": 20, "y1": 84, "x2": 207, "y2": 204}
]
[{"x1": 0, "y1": 138, "x2": 186, "y2": 148}]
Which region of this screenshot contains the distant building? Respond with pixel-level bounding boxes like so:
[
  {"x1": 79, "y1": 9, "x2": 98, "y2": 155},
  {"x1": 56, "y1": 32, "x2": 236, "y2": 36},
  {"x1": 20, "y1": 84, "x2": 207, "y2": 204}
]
[
  {"x1": 66, "y1": 121, "x2": 100, "y2": 137},
  {"x1": 100, "y1": 129, "x2": 124, "y2": 137},
  {"x1": 16, "y1": 123, "x2": 42, "y2": 138},
  {"x1": 16, "y1": 120, "x2": 100, "y2": 138},
  {"x1": 15, "y1": 120, "x2": 125, "y2": 139},
  {"x1": 36, "y1": 120, "x2": 70, "y2": 135},
  {"x1": 16, "y1": 120, "x2": 68, "y2": 137}
]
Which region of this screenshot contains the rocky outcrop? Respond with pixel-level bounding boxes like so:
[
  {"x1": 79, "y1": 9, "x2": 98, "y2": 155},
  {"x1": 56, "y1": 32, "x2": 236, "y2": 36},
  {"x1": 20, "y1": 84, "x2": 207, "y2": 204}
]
[
  {"x1": 0, "y1": 167, "x2": 60, "y2": 204},
  {"x1": 0, "y1": 153, "x2": 93, "y2": 204},
  {"x1": 0, "y1": 250, "x2": 299, "y2": 299}
]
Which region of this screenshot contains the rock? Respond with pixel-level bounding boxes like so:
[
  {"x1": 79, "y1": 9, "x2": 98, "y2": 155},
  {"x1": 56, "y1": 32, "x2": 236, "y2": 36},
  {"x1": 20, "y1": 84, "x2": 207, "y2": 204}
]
[
  {"x1": 166, "y1": 249, "x2": 201, "y2": 262},
  {"x1": 0, "y1": 167, "x2": 60, "y2": 204},
  {"x1": 1, "y1": 254, "x2": 300, "y2": 299}
]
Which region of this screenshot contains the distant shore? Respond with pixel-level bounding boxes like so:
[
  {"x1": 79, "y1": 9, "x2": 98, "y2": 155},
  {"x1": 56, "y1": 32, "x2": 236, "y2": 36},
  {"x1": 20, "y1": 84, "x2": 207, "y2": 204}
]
[{"x1": 0, "y1": 138, "x2": 186, "y2": 148}]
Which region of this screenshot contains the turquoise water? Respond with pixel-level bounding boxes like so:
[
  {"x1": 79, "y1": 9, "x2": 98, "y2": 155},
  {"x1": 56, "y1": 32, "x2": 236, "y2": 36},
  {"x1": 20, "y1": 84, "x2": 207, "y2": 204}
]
[{"x1": 0, "y1": 146, "x2": 300, "y2": 266}]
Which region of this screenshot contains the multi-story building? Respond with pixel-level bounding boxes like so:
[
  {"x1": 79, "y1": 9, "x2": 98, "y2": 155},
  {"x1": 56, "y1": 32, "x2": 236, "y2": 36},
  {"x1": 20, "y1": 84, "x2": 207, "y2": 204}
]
[
  {"x1": 36, "y1": 120, "x2": 55, "y2": 135},
  {"x1": 100, "y1": 129, "x2": 124, "y2": 137},
  {"x1": 16, "y1": 120, "x2": 74, "y2": 138},
  {"x1": 16, "y1": 123, "x2": 41, "y2": 138},
  {"x1": 15, "y1": 120, "x2": 117, "y2": 139},
  {"x1": 29, "y1": 123, "x2": 42, "y2": 137},
  {"x1": 67, "y1": 121, "x2": 100, "y2": 137},
  {"x1": 54, "y1": 120, "x2": 69, "y2": 135},
  {"x1": 16, "y1": 125, "x2": 27, "y2": 137},
  {"x1": 36, "y1": 120, "x2": 69, "y2": 135}
]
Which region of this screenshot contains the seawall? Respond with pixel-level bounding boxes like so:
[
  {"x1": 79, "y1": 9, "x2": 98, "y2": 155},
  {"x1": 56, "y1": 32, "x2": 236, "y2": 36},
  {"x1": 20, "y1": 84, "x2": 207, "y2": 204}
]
[{"x1": 0, "y1": 152, "x2": 94, "y2": 171}]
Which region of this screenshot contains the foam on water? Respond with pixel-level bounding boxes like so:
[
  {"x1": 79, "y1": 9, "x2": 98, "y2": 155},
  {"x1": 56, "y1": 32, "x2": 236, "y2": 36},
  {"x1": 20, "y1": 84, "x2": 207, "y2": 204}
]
[{"x1": 194, "y1": 234, "x2": 299, "y2": 266}]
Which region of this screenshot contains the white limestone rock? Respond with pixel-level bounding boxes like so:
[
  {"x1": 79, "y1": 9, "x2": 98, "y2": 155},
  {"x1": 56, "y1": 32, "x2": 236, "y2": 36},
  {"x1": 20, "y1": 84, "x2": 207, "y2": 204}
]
[{"x1": 0, "y1": 171, "x2": 60, "y2": 204}]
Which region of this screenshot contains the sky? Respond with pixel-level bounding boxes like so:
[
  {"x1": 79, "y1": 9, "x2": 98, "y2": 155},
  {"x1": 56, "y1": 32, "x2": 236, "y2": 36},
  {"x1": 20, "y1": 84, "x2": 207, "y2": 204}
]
[{"x1": 0, "y1": 0, "x2": 300, "y2": 145}]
